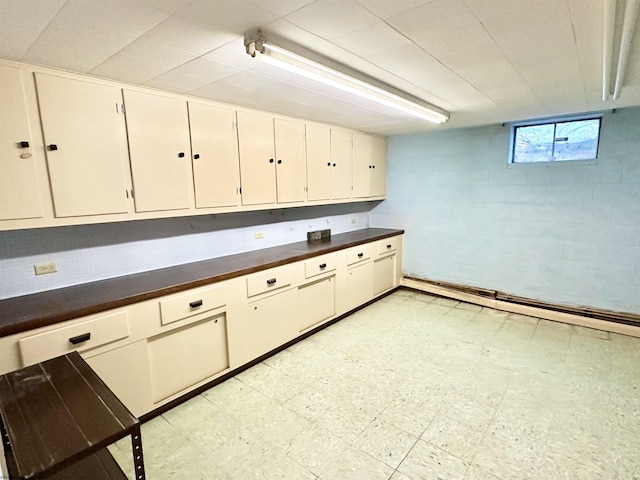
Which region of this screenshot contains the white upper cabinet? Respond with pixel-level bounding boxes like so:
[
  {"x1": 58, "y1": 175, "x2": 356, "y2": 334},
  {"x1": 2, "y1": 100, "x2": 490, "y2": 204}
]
[
  {"x1": 123, "y1": 90, "x2": 193, "y2": 213},
  {"x1": 0, "y1": 65, "x2": 42, "y2": 221},
  {"x1": 353, "y1": 133, "x2": 386, "y2": 198},
  {"x1": 36, "y1": 73, "x2": 130, "y2": 217},
  {"x1": 188, "y1": 102, "x2": 241, "y2": 209},
  {"x1": 274, "y1": 118, "x2": 306, "y2": 204},
  {"x1": 305, "y1": 124, "x2": 332, "y2": 201},
  {"x1": 237, "y1": 111, "x2": 277, "y2": 206},
  {"x1": 330, "y1": 129, "x2": 353, "y2": 200}
]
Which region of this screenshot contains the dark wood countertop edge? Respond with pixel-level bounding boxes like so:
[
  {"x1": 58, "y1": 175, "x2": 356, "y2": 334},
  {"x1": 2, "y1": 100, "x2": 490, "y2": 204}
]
[{"x1": 0, "y1": 228, "x2": 403, "y2": 337}]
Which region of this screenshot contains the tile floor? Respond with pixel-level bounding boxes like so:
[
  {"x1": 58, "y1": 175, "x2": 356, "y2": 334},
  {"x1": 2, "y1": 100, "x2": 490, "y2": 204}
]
[{"x1": 110, "y1": 289, "x2": 640, "y2": 479}]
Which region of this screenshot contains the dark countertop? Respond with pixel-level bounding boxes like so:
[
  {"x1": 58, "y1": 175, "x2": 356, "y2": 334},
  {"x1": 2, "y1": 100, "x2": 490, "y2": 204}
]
[{"x1": 0, "y1": 228, "x2": 403, "y2": 337}]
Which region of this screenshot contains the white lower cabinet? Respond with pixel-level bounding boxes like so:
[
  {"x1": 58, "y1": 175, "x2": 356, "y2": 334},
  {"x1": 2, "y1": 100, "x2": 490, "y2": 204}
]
[
  {"x1": 298, "y1": 275, "x2": 336, "y2": 332},
  {"x1": 346, "y1": 262, "x2": 375, "y2": 310},
  {"x1": 374, "y1": 254, "x2": 397, "y2": 296},
  {"x1": 85, "y1": 340, "x2": 153, "y2": 418},
  {"x1": 147, "y1": 315, "x2": 229, "y2": 404}
]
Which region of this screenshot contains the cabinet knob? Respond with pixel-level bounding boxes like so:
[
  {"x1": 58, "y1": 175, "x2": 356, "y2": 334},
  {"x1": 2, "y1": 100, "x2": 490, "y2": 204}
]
[
  {"x1": 387, "y1": 244, "x2": 392, "y2": 249},
  {"x1": 369, "y1": 165, "x2": 372, "y2": 169},
  {"x1": 193, "y1": 153, "x2": 200, "y2": 159},
  {"x1": 327, "y1": 162, "x2": 331, "y2": 166},
  {"x1": 357, "y1": 252, "x2": 364, "y2": 258},
  {"x1": 269, "y1": 158, "x2": 274, "y2": 163},
  {"x1": 20, "y1": 141, "x2": 30, "y2": 148},
  {"x1": 372, "y1": 165, "x2": 375, "y2": 169},
  {"x1": 332, "y1": 163, "x2": 336, "y2": 167},
  {"x1": 277, "y1": 159, "x2": 282, "y2": 164},
  {"x1": 48, "y1": 144, "x2": 58, "y2": 151},
  {"x1": 178, "y1": 152, "x2": 185, "y2": 158},
  {"x1": 319, "y1": 263, "x2": 327, "y2": 269},
  {"x1": 266, "y1": 278, "x2": 277, "y2": 285}
]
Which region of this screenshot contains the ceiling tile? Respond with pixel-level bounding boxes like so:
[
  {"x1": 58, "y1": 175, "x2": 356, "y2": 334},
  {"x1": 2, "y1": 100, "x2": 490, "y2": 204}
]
[
  {"x1": 0, "y1": 0, "x2": 66, "y2": 60},
  {"x1": 248, "y1": 0, "x2": 316, "y2": 17},
  {"x1": 175, "y1": 58, "x2": 245, "y2": 81},
  {"x1": 387, "y1": 0, "x2": 477, "y2": 39},
  {"x1": 137, "y1": 0, "x2": 192, "y2": 14},
  {"x1": 144, "y1": 69, "x2": 213, "y2": 92},
  {"x1": 139, "y1": 17, "x2": 232, "y2": 55},
  {"x1": 175, "y1": 0, "x2": 277, "y2": 34},
  {"x1": 355, "y1": 0, "x2": 434, "y2": 19},
  {"x1": 203, "y1": 37, "x2": 257, "y2": 70},
  {"x1": 189, "y1": 81, "x2": 254, "y2": 102},
  {"x1": 332, "y1": 22, "x2": 414, "y2": 57},
  {"x1": 284, "y1": 0, "x2": 379, "y2": 39},
  {"x1": 90, "y1": 53, "x2": 166, "y2": 84}
]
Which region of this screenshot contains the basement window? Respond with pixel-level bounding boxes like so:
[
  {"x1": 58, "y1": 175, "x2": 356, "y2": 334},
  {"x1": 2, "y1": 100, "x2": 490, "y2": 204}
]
[{"x1": 509, "y1": 116, "x2": 601, "y2": 163}]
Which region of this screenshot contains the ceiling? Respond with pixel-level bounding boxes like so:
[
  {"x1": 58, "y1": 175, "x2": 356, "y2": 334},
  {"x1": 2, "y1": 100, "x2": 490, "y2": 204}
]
[{"x1": 2, "y1": 0, "x2": 640, "y2": 136}]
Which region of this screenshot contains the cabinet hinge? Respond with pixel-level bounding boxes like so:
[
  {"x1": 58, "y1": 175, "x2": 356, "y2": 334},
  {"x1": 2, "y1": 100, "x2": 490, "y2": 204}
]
[
  {"x1": 130, "y1": 189, "x2": 134, "y2": 198},
  {"x1": 125, "y1": 189, "x2": 128, "y2": 198}
]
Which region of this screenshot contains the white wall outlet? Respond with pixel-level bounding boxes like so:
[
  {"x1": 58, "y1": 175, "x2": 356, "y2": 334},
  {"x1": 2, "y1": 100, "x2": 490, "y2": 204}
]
[
  {"x1": 351, "y1": 218, "x2": 357, "y2": 224},
  {"x1": 34, "y1": 262, "x2": 57, "y2": 275},
  {"x1": 254, "y1": 231, "x2": 264, "y2": 239}
]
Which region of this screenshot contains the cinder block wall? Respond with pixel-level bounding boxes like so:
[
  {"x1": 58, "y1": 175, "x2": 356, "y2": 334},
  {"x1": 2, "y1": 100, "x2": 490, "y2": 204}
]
[{"x1": 370, "y1": 107, "x2": 640, "y2": 314}]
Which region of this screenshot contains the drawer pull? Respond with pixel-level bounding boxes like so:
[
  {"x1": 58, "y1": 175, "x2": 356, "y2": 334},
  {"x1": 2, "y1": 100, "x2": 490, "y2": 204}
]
[
  {"x1": 69, "y1": 333, "x2": 91, "y2": 345},
  {"x1": 189, "y1": 299, "x2": 203, "y2": 308},
  {"x1": 319, "y1": 263, "x2": 327, "y2": 269},
  {"x1": 387, "y1": 244, "x2": 392, "y2": 249},
  {"x1": 266, "y1": 278, "x2": 277, "y2": 285},
  {"x1": 357, "y1": 253, "x2": 364, "y2": 258}
]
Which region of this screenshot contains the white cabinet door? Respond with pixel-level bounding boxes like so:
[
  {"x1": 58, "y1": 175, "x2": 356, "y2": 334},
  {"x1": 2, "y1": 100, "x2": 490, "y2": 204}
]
[
  {"x1": 352, "y1": 133, "x2": 373, "y2": 198},
  {"x1": 0, "y1": 65, "x2": 42, "y2": 221},
  {"x1": 374, "y1": 254, "x2": 396, "y2": 295},
  {"x1": 274, "y1": 118, "x2": 306, "y2": 204},
  {"x1": 188, "y1": 102, "x2": 241, "y2": 208},
  {"x1": 36, "y1": 73, "x2": 130, "y2": 217},
  {"x1": 305, "y1": 124, "x2": 331, "y2": 201},
  {"x1": 124, "y1": 90, "x2": 193, "y2": 213},
  {"x1": 346, "y1": 261, "x2": 374, "y2": 310},
  {"x1": 370, "y1": 135, "x2": 387, "y2": 197},
  {"x1": 298, "y1": 275, "x2": 335, "y2": 331},
  {"x1": 330, "y1": 129, "x2": 353, "y2": 200},
  {"x1": 237, "y1": 111, "x2": 276, "y2": 206}
]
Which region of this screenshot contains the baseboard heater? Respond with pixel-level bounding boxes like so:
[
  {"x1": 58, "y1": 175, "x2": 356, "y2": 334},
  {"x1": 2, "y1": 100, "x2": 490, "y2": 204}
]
[{"x1": 403, "y1": 275, "x2": 640, "y2": 331}]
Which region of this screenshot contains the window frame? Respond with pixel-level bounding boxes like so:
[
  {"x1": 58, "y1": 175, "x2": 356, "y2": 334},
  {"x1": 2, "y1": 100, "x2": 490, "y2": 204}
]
[{"x1": 508, "y1": 114, "x2": 603, "y2": 165}]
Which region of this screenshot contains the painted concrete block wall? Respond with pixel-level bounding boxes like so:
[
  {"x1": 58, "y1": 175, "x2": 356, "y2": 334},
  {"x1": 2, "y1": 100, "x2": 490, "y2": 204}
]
[
  {"x1": 370, "y1": 107, "x2": 640, "y2": 314},
  {"x1": 0, "y1": 203, "x2": 372, "y2": 299}
]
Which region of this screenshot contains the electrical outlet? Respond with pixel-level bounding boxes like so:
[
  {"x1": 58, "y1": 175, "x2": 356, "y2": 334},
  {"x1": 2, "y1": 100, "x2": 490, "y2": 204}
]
[
  {"x1": 34, "y1": 262, "x2": 57, "y2": 275},
  {"x1": 254, "y1": 231, "x2": 264, "y2": 239},
  {"x1": 351, "y1": 218, "x2": 356, "y2": 224}
]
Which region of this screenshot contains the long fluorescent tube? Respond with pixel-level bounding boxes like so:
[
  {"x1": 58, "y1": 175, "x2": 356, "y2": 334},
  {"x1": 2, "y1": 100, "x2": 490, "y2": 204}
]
[
  {"x1": 613, "y1": 0, "x2": 640, "y2": 99},
  {"x1": 245, "y1": 37, "x2": 449, "y2": 124},
  {"x1": 603, "y1": 0, "x2": 617, "y2": 101}
]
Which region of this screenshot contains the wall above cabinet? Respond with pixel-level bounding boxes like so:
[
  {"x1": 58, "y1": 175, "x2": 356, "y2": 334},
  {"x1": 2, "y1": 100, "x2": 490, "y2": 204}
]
[{"x1": 0, "y1": 60, "x2": 387, "y2": 232}]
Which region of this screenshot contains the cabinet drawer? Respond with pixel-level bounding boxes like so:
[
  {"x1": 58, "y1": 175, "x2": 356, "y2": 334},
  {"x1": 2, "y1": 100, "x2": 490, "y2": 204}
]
[
  {"x1": 378, "y1": 236, "x2": 402, "y2": 255},
  {"x1": 19, "y1": 311, "x2": 129, "y2": 366},
  {"x1": 304, "y1": 252, "x2": 339, "y2": 279},
  {"x1": 346, "y1": 243, "x2": 376, "y2": 266},
  {"x1": 246, "y1": 264, "x2": 298, "y2": 297},
  {"x1": 160, "y1": 284, "x2": 226, "y2": 326}
]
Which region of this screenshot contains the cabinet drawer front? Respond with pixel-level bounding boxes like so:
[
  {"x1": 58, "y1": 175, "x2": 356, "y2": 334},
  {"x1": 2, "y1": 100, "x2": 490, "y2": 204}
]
[
  {"x1": 19, "y1": 311, "x2": 129, "y2": 366},
  {"x1": 378, "y1": 236, "x2": 402, "y2": 255},
  {"x1": 160, "y1": 284, "x2": 226, "y2": 326},
  {"x1": 304, "y1": 253, "x2": 339, "y2": 279},
  {"x1": 246, "y1": 265, "x2": 297, "y2": 297},
  {"x1": 346, "y1": 243, "x2": 376, "y2": 266}
]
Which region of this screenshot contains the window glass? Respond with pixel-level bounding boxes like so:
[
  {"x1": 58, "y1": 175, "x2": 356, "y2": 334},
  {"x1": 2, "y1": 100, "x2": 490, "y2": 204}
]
[{"x1": 511, "y1": 117, "x2": 601, "y2": 163}]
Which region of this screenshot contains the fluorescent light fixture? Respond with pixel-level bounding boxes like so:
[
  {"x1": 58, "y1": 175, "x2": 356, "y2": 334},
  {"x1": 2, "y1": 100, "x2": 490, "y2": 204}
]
[
  {"x1": 603, "y1": 0, "x2": 640, "y2": 101},
  {"x1": 244, "y1": 34, "x2": 449, "y2": 124}
]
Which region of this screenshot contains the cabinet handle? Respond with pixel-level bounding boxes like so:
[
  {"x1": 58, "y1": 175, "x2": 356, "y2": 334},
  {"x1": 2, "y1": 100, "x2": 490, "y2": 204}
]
[
  {"x1": 48, "y1": 144, "x2": 58, "y2": 151},
  {"x1": 319, "y1": 263, "x2": 327, "y2": 269},
  {"x1": 387, "y1": 244, "x2": 392, "y2": 249},
  {"x1": 269, "y1": 158, "x2": 274, "y2": 163},
  {"x1": 327, "y1": 162, "x2": 331, "y2": 166},
  {"x1": 369, "y1": 165, "x2": 372, "y2": 169},
  {"x1": 372, "y1": 165, "x2": 375, "y2": 169},
  {"x1": 357, "y1": 252, "x2": 364, "y2": 258},
  {"x1": 332, "y1": 163, "x2": 336, "y2": 167},
  {"x1": 189, "y1": 299, "x2": 203, "y2": 308},
  {"x1": 69, "y1": 332, "x2": 91, "y2": 345},
  {"x1": 193, "y1": 154, "x2": 200, "y2": 159},
  {"x1": 266, "y1": 278, "x2": 277, "y2": 285},
  {"x1": 178, "y1": 152, "x2": 185, "y2": 158},
  {"x1": 20, "y1": 141, "x2": 30, "y2": 148},
  {"x1": 277, "y1": 159, "x2": 282, "y2": 164}
]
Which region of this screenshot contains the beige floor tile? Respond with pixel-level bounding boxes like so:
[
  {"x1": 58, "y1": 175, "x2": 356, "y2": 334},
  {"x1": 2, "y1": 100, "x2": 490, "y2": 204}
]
[
  {"x1": 471, "y1": 435, "x2": 541, "y2": 480},
  {"x1": 398, "y1": 439, "x2": 469, "y2": 480},
  {"x1": 377, "y1": 395, "x2": 438, "y2": 437},
  {"x1": 286, "y1": 423, "x2": 349, "y2": 476},
  {"x1": 463, "y1": 465, "x2": 502, "y2": 480},
  {"x1": 318, "y1": 446, "x2": 395, "y2": 480},
  {"x1": 352, "y1": 418, "x2": 419, "y2": 468},
  {"x1": 421, "y1": 414, "x2": 485, "y2": 462}
]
